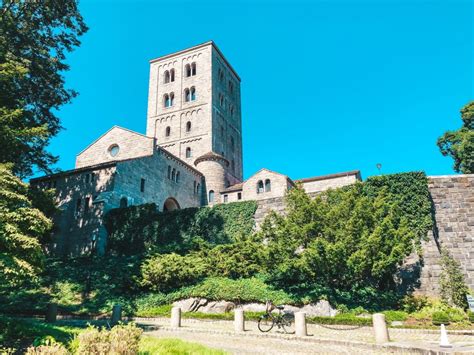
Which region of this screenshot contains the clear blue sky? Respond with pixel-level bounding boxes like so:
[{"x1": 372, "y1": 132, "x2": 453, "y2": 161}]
[{"x1": 47, "y1": 0, "x2": 473, "y2": 180}]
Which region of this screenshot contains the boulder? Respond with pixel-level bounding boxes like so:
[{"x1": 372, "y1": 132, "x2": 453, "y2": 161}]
[
  {"x1": 172, "y1": 298, "x2": 208, "y2": 312},
  {"x1": 242, "y1": 303, "x2": 267, "y2": 312},
  {"x1": 200, "y1": 301, "x2": 235, "y2": 313},
  {"x1": 301, "y1": 300, "x2": 338, "y2": 317}
]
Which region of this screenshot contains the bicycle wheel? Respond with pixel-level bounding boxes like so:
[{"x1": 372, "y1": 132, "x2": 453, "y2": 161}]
[
  {"x1": 281, "y1": 313, "x2": 295, "y2": 334},
  {"x1": 258, "y1": 314, "x2": 274, "y2": 332}
]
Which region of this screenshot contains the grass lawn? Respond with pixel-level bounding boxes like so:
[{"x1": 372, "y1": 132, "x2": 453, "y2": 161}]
[{"x1": 139, "y1": 337, "x2": 227, "y2": 355}]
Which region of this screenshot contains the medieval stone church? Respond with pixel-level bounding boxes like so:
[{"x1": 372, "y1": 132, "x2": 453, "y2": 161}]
[{"x1": 31, "y1": 41, "x2": 360, "y2": 255}]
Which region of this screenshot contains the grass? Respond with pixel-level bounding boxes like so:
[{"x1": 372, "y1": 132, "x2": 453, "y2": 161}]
[{"x1": 139, "y1": 337, "x2": 227, "y2": 355}]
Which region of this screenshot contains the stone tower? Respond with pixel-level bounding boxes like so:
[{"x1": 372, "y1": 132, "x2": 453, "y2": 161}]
[{"x1": 146, "y1": 41, "x2": 243, "y2": 204}]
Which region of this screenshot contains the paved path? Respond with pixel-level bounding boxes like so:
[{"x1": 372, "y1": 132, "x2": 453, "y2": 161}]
[{"x1": 136, "y1": 317, "x2": 474, "y2": 354}]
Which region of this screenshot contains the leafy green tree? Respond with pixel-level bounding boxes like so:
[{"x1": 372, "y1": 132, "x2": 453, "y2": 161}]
[
  {"x1": 0, "y1": 164, "x2": 52, "y2": 290},
  {"x1": 0, "y1": 0, "x2": 87, "y2": 177},
  {"x1": 437, "y1": 101, "x2": 474, "y2": 174},
  {"x1": 439, "y1": 249, "x2": 469, "y2": 308}
]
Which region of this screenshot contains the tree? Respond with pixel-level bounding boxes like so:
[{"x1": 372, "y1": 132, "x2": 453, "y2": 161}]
[
  {"x1": 0, "y1": 0, "x2": 87, "y2": 177},
  {"x1": 439, "y1": 249, "x2": 469, "y2": 308},
  {"x1": 437, "y1": 101, "x2": 474, "y2": 174},
  {"x1": 0, "y1": 164, "x2": 52, "y2": 290}
]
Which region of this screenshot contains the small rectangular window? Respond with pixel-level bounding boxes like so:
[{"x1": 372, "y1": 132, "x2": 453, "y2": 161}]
[
  {"x1": 140, "y1": 178, "x2": 145, "y2": 192},
  {"x1": 223, "y1": 195, "x2": 228, "y2": 203},
  {"x1": 84, "y1": 197, "x2": 90, "y2": 213},
  {"x1": 237, "y1": 192, "x2": 242, "y2": 200}
]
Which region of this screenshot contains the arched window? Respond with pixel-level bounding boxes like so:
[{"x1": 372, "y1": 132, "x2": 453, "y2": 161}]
[
  {"x1": 185, "y1": 147, "x2": 192, "y2": 158},
  {"x1": 219, "y1": 93, "x2": 225, "y2": 108},
  {"x1": 164, "y1": 70, "x2": 170, "y2": 84},
  {"x1": 265, "y1": 179, "x2": 271, "y2": 192},
  {"x1": 197, "y1": 183, "x2": 200, "y2": 194},
  {"x1": 169, "y1": 92, "x2": 174, "y2": 106},
  {"x1": 193, "y1": 181, "x2": 197, "y2": 194},
  {"x1": 170, "y1": 69, "x2": 175, "y2": 82},
  {"x1": 257, "y1": 180, "x2": 264, "y2": 194},
  {"x1": 190, "y1": 87, "x2": 196, "y2": 101},
  {"x1": 191, "y1": 62, "x2": 196, "y2": 76},
  {"x1": 228, "y1": 81, "x2": 233, "y2": 94},
  {"x1": 171, "y1": 168, "x2": 176, "y2": 181},
  {"x1": 176, "y1": 171, "x2": 180, "y2": 183},
  {"x1": 164, "y1": 94, "x2": 170, "y2": 107},
  {"x1": 120, "y1": 197, "x2": 128, "y2": 208},
  {"x1": 230, "y1": 137, "x2": 234, "y2": 152},
  {"x1": 230, "y1": 106, "x2": 234, "y2": 117},
  {"x1": 184, "y1": 88, "x2": 190, "y2": 102},
  {"x1": 165, "y1": 126, "x2": 171, "y2": 137},
  {"x1": 186, "y1": 121, "x2": 191, "y2": 132},
  {"x1": 167, "y1": 166, "x2": 171, "y2": 179},
  {"x1": 209, "y1": 190, "x2": 214, "y2": 203},
  {"x1": 218, "y1": 68, "x2": 224, "y2": 82},
  {"x1": 185, "y1": 64, "x2": 191, "y2": 77}
]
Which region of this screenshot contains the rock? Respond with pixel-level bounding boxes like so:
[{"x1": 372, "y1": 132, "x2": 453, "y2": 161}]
[
  {"x1": 173, "y1": 298, "x2": 208, "y2": 312},
  {"x1": 242, "y1": 303, "x2": 267, "y2": 312},
  {"x1": 201, "y1": 301, "x2": 235, "y2": 313},
  {"x1": 301, "y1": 300, "x2": 338, "y2": 317}
]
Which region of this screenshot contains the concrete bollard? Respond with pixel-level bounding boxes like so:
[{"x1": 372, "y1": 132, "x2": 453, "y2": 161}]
[
  {"x1": 372, "y1": 313, "x2": 390, "y2": 343},
  {"x1": 295, "y1": 312, "x2": 307, "y2": 336},
  {"x1": 234, "y1": 308, "x2": 245, "y2": 332},
  {"x1": 111, "y1": 304, "x2": 122, "y2": 325},
  {"x1": 45, "y1": 303, "x2": 57, "y2": 323},
  {"x1": 171, "y1": 307, "x2": 181, "y2": 328}
]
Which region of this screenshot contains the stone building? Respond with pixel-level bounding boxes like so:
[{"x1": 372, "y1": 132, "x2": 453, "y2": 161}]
[{"x1": 30, "y1": 41, "x2": 360, "y2": 255}]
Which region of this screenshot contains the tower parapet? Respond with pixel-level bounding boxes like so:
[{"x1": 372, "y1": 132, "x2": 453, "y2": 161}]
[{"x1": 194, "y1": 152, "x2": 229, "y2": 205}]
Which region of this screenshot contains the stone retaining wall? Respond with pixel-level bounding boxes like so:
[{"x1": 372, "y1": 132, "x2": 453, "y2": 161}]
[{"x1": 254, "y1": 174, "x2": 474, "y2": 295}]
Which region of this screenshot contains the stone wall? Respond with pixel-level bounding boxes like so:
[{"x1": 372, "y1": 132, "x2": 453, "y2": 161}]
[{"x1": 417, "y1": 175, "x2": 474, "y2": 294}]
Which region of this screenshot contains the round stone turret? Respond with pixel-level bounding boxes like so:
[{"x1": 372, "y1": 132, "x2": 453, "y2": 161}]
[{"x1": 194, "y1": 152, "x2": 229, "y2": 205}]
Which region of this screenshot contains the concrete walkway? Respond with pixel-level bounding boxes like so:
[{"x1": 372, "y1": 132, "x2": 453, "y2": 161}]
[{"x1": 135, "y1": 317, "x2": 474, "y2": 354}]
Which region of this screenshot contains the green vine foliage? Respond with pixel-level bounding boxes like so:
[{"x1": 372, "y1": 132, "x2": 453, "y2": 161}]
[
  {"x1": 439, "y1": 249, "x2": 469, "y2": 308},
  {"x1": 104, "y1": 201, "x2": 258, "y2": 255}
]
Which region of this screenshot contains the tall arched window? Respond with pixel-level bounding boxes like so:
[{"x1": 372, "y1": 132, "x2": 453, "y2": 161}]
[
  {"x1": 257, "y1": 180, "x2": 264, "y2": 194},
  {"x1": 164, "y1": 94, "x2": 170, "y2": 107},
  {"x1": 209, "y1": 190, "x2": 214, "y2": 203},
  {"x1": 164, "y1": 70, "x2": 170, "y2": 84},
  {"x1": 219, "y1": 93, "x2": 224, "y2": 108},
  {"x1": 120, "y1": 197, "x2": 128, "y2": 208},
  {"x1": 228, "y1": 81, "x2": 233, "y2": 94},
  {"x1": 186, "y1": 121, "x2": 191, "y2": 132},
  {"x1": 197, "y1": 183, "x2": 200, "y2": 194},
  {"x1": 185, "y1": 147, "x2": 192, "y2": 158},
  {"x1": 230, "y1": 137, "x2": 234, "y2": 152},
  {"x1": 185, "y1": 64, "x2": 191, "y2": 77},
  {"x1": 170, "y1": 69, "x2": 175, "y2": 82},
  {"x1": 167, "y1": 166, "x2": 171, "y2": 179},
  {"x1": 169, "y1": 92, "x2": 174, "y2": 106},
  {"x1": 265, "y1": 179, "x2": 271, "y2": 192},
  {"x1": 171, "y1": 168, "x2": 176, "y2": 181},
  {"x1": 193, "y1": 181, "x2": 197, "y2": 194},
  {"x1": 191, "y1": 62, "x2": 196, "y2": 76},
  {"x1": 190, "y1": 87, "x2": 196, "y2": 101},
  {"x1": 230, "y1": 106, "x2": 235, "y2": 117},
  {"x1": 176, "y1": 171, "x2": 180, "y2": 183},
  {"x1": 165, "y1": 126, "x2": 171, "y2": 137},
  {"x1": 184, "y1": 88, "x2": 190, "y2": 102}
]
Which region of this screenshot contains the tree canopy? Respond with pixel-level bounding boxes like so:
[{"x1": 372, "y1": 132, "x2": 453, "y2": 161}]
[
  {"x1": 437, "y1": 101, "x2": 474, "y2": 174},
  {"x1": 0, "y1": 0, "x2": 87, "y2": 177}
]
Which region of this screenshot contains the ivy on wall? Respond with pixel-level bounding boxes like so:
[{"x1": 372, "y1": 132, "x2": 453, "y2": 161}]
[{"x1": 104, "y1": 201, "x2": 258, "y2": 255}]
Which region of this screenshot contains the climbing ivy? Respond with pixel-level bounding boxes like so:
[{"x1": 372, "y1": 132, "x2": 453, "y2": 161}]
[{"x1": 104, "y1": 201, "x2": 257, "y2": 255}]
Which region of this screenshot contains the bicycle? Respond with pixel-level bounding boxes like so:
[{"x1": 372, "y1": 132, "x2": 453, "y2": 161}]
[{"x1": 257, "y1": 301, "x2": 295, "y2": 334}]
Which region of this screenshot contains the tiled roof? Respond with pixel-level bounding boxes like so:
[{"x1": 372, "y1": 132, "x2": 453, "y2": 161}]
[{"x1": 295, "y1": 170, "x2": 361, "y2": 183}]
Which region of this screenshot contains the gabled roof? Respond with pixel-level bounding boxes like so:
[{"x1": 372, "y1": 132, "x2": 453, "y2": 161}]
[
  {"x1": 220, "y1": 168, "x2": 295, "y2": 194},
  {"x1": 76, "y1": 126, "x2": 153, "y2": 157}
]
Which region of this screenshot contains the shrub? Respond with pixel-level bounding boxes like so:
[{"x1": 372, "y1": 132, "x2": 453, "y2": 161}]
[
  {"x1": 109, "y1": 323, "x2": 143, "y2": 354},
  {"x1": 77, "y1": 326, "x2": 110, "y2": 354},
  {"x1": 468, "y1": 311, "x2": 474, "y2": 323},
  {"x1": 432, "y1": 311, "x2": 450, "y2": 325},
  {"x1": 439, "y1": 249, "x2": 469, "y2": 308},
  {"x1": 401, "y1": 295, "x2": 430, "y2": 313},
  {"x1": 141, "y1": 253, "x2": 207, "y2": 292},
  {"x1": 25, "y1": 344, "x2": 68, "y2": 354},
  {"x1": 382, "y1": 310, "x2": 409, "y2": 322}
]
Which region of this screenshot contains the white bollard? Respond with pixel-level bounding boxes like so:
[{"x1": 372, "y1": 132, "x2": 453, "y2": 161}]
[
  {"x1": 234, "y1": 308, "x2": 245, "y2": 332},
  {"x1": 295, "y1": 312, "x2": 307, "y2": 336},
  {"x1": 171, "y1": 307, "x2": 181, "y2": 328},
  {"x1": 440, "y1": 324, "x2": 452, "y2": 348},
  {"x1": 372, "y1": 313, "x2": 390, "y2": 344}
]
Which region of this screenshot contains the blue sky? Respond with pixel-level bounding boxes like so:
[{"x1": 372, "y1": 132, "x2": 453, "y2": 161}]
[{"x1": 47, "y1": 0, "x2": 473, "y2": 180}]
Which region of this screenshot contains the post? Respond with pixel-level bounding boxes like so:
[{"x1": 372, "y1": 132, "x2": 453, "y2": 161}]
[
  {"x1": 295, "y1": 312, "x2": 307, "y2": 336},
  {"x1": 234, "y1": 308, "x2": 245, "y2": 332},
  {"x1": 45, "y1": 303, "x2": 57, "y2": 323},
  {"x1": 171, "y1": 307, "x2": 181, "y2": 328},
  {"x1": 372, "y1": 313, "x2": 390, "y2": 343},
  {"x1": 111, "y1": 304, "x2": 122, "y2": 325}
]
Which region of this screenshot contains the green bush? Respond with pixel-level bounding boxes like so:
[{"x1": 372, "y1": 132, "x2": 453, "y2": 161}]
[
  {"x1": 432, "y1": 311, "x2": 450, "y2": 325},
  {"x1": 105, "y1": 201, "x2": 258, "y2": 255},
  {"x1": 382, "y1": 310, "x2": 409, "y2": 322},
  {"x1": 141, "y1": 253, "x2": 207, "y2": 292},
  {"x1": 77, "y1": 323, "x2": 142, "y2": 354},
  {"x1": 139, "y1": 337, "x2": 226, "y2": 355},
  {"x1": 309, "y1": 315, "x2": 372, "y2": 326},
  {"x1": 468, "y1": 311, "x2": 474, "y2": 323}
]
